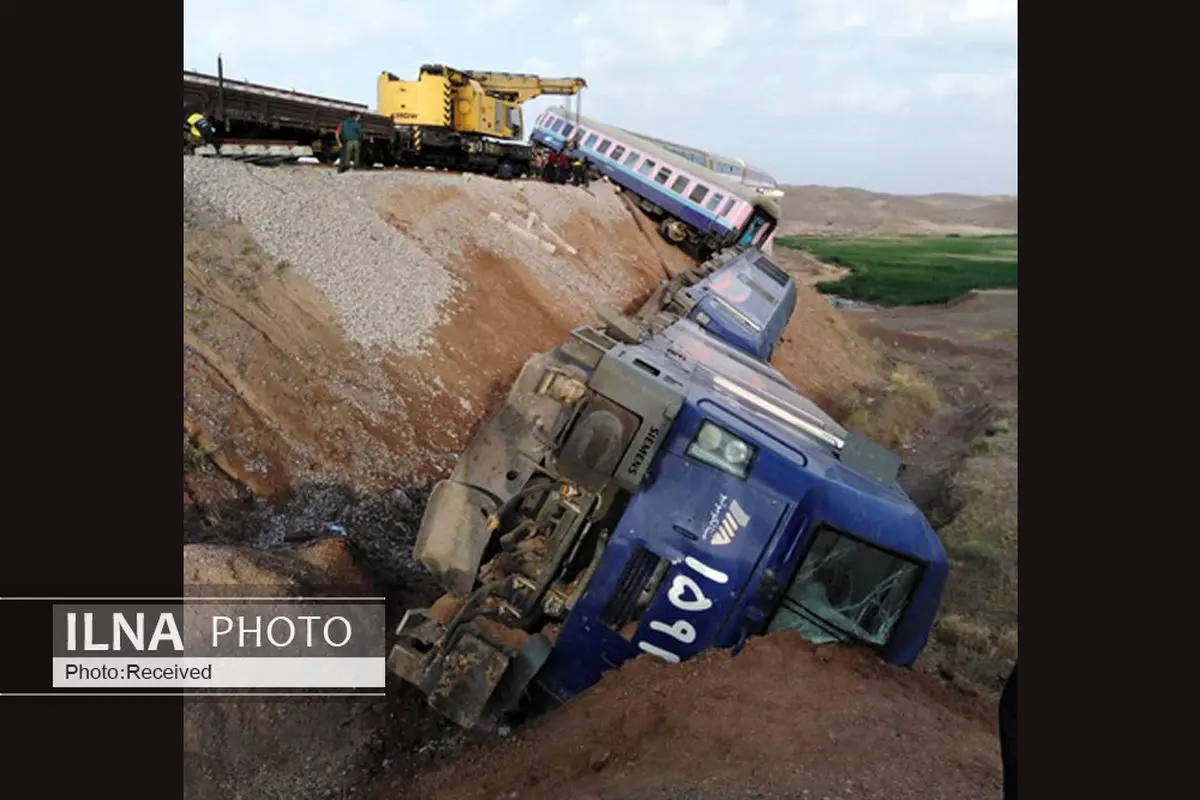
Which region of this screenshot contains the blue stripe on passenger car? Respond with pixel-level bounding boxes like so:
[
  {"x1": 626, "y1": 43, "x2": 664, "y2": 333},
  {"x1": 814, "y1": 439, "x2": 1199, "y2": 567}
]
[{"x1": 532, "y1": 128, "x2": 739, "y2": 237}]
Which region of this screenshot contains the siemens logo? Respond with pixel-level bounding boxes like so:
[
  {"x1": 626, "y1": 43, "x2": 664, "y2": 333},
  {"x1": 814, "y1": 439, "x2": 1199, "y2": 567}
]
[{"x1": 627, "y1": 426, "x2": 660, "y2": 475}]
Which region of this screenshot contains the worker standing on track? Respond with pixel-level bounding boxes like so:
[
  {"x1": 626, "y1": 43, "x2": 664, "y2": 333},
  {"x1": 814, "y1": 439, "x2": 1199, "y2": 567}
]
[
  {"x1": 554, "y1": 150, "x2": 570, "y2": 183},
  {"x1": 336, "y1": 112, "x2": 363, "y2": 173},
  {"x1": 183, "y1": 107, "x2": 216, "y2": 154},
  {"x1": 571, "y1": 155, "x2": 588, "y2": 188}
]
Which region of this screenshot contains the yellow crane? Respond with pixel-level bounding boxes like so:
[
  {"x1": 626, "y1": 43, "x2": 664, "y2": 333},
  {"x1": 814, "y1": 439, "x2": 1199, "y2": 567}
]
[{"x1": 376, "y1": 64, "x2": 586, "y2": 175}]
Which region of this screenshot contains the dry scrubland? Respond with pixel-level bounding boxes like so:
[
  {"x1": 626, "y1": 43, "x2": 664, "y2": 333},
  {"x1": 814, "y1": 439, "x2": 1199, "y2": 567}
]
[
  {"x1": 182, "y1": 159, "x2": 1016, "y2": 800},
  {"x1": 778, "y1": 184, "x2": 1017, "y2": 237},
  {"x1": 843, "y1": 291, "x2": 1018, "y2": 693}
]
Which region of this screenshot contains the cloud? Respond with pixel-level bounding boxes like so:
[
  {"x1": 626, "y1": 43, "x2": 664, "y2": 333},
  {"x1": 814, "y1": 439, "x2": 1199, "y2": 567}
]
[
  {"x1": 575, "y1": 0, "x2": 762, "y2": 70},
  {"x1": 926, "y1": 71, "x2": 1014, "y2": 98},
  {"x1": 816, "y1": 81, "x2": 913, "y2": 113},
  {"x1": 785, "y1": 0, "x2": 1016, "y2": 40},
  {"x1": 461, "y1": 0, "x2": 529, "y2": 26},
  {"x1": 186, "y1": 0, "x2": 429, "y2": 64},
  {"x1": 518, "y1": 57, "x2": 563, "y2": 76}
]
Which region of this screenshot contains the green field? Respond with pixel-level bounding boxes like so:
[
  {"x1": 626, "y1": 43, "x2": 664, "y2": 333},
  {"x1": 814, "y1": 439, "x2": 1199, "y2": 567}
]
[{"x1": 778, "y1": 234, "x2": 1018, "y2": 306}]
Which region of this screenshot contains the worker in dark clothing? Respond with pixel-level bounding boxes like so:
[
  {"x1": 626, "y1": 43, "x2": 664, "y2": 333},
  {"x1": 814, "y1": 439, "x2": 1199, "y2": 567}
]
[
  {"x1": 183, "y1": 108, "x2": 216, "y2": 154},
  {"x1": 336, "y1": 112, "x2": 364, "y2": 173},
  {"x1": 999, "y1": 661, "x2": 1017, "y2": 799},
  {"x1": 571, "y1": 155, "x2": 588, "y2": 187}
]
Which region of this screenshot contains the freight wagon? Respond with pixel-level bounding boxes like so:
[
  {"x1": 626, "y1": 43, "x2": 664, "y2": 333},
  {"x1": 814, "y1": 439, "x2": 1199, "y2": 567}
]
[{"x1": 183, "y1": 60, "x2": 535, "y2": 175}]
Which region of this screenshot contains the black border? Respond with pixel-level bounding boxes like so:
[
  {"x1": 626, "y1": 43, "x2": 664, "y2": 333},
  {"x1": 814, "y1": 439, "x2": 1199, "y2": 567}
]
[
  {"x1": 1007, "y1": 8, "x2": 1148, "y2": 794},
  {"x1": 1, "y1": 3, "x2": 182, "y2": 795}
]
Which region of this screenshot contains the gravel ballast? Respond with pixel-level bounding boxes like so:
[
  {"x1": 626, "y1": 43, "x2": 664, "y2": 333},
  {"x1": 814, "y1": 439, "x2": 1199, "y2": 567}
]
[
  {"x1": 183, "y1": 158, "x2": 652, "y2": 355},
  {"x1": 183, "y1": 156, "x2": 461, "y2": 354}
]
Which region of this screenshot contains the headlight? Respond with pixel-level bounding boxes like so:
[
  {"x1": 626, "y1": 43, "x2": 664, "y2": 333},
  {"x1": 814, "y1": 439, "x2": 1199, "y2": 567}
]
[
  {"x1": 687, "y1": 421, "x2": 756, "y2": 479},
  {"x1": 694, "y1": 311, "x2": 712, "y2": 327},
  {"x1": 723, "y1": 439, "x2": 750, "y2": 465}
]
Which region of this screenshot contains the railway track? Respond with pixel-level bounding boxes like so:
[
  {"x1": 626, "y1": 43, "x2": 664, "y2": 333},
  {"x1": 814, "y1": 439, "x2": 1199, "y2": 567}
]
[{"x1": 190, "y1": 149, "x2": 551, "y2": 181}]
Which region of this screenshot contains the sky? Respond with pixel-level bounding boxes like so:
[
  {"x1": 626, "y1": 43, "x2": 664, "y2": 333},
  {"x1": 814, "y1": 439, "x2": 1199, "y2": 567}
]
[{"x1": 183, "y1": 0, "x2": 1017, "y2": 196}]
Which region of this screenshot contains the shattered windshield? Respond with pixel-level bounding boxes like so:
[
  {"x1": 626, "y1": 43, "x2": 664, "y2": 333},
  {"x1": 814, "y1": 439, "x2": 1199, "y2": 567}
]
[{"x1": 768, "y1": 526, "x2": 921, "y2": 648}]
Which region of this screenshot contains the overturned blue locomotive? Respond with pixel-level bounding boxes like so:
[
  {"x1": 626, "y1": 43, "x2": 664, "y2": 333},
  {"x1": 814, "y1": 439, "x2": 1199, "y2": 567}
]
[{"x1": 386, "y1": 245, "x2": 948, "y2": 729}]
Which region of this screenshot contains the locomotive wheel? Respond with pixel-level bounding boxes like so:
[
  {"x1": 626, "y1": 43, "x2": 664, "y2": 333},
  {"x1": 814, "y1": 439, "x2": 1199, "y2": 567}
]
[{"x1": 661, "y1": 218, "x2": 688, "y2": 243}]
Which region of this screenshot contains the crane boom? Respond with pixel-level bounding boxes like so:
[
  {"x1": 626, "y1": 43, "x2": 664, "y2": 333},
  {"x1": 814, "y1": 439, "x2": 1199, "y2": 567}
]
[{"x1": 458, "y1": 70, "x2": 587, "y2": 104}]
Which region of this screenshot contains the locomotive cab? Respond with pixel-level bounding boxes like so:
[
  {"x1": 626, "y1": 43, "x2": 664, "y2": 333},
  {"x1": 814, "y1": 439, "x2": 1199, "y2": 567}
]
[{"x1": 739, "y1": 205, "x2": 777, "y2": 248}]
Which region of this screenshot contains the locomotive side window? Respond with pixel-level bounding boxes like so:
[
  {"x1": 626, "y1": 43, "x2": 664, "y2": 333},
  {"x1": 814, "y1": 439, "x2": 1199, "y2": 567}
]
[
  {"x1": 654, "y1": 167, "x2": 672, "y2": 185},
  {"x1": 611, "y1": 145, "x2": 626, "y2": 160},
  {"x1": 551, "y1": 118, "x2": 564, "y2": 132},
  {"x1": 584, "y1": 133, "x2": 599, "y2": 148},
  {"x1": 720, "y1": 198, "x2": 737, "y2": 217},
  {"x1": 689, "y1": 184, "x2": 710, "y2": 204},
  {"x1": 670, "y1": 174, "x2": 689, "y2": 194},
  {"x1": 597, "y1": 139, "x2": 612, "y2": 154},
  {"x1": 624, "y1": 150, "x2": 641, "y2": 167},
  {"x1": 562, "y1": 123, "x2": 575, "y2": 138},
  {"x1": 638, "y1": 159, "x2": 656, "y2": 176},
  {"x1": 706, "y1": 192, "x2": 724, "y2": 212}
]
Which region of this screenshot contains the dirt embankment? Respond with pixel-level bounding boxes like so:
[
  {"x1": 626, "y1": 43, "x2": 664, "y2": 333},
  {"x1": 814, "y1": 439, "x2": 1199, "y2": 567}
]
[
  {"x1": 183, "y1": 160, "x2": 692, "y2": 515},
  {"x1": 183, "y1": 160, "x2": 1010, "y2": 799},
  {"x1": 382, "y1": 633, "x2": 1001, "y2": 800},
  {"x1": 778, "y1": 185, "x2": 1017, "y2": 237}
]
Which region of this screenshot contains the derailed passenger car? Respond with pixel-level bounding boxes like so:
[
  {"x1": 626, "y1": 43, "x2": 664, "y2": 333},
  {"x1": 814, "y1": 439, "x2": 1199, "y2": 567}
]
[{"x1": 387, "y1": 249, "x2": 947, "y2": 730}]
